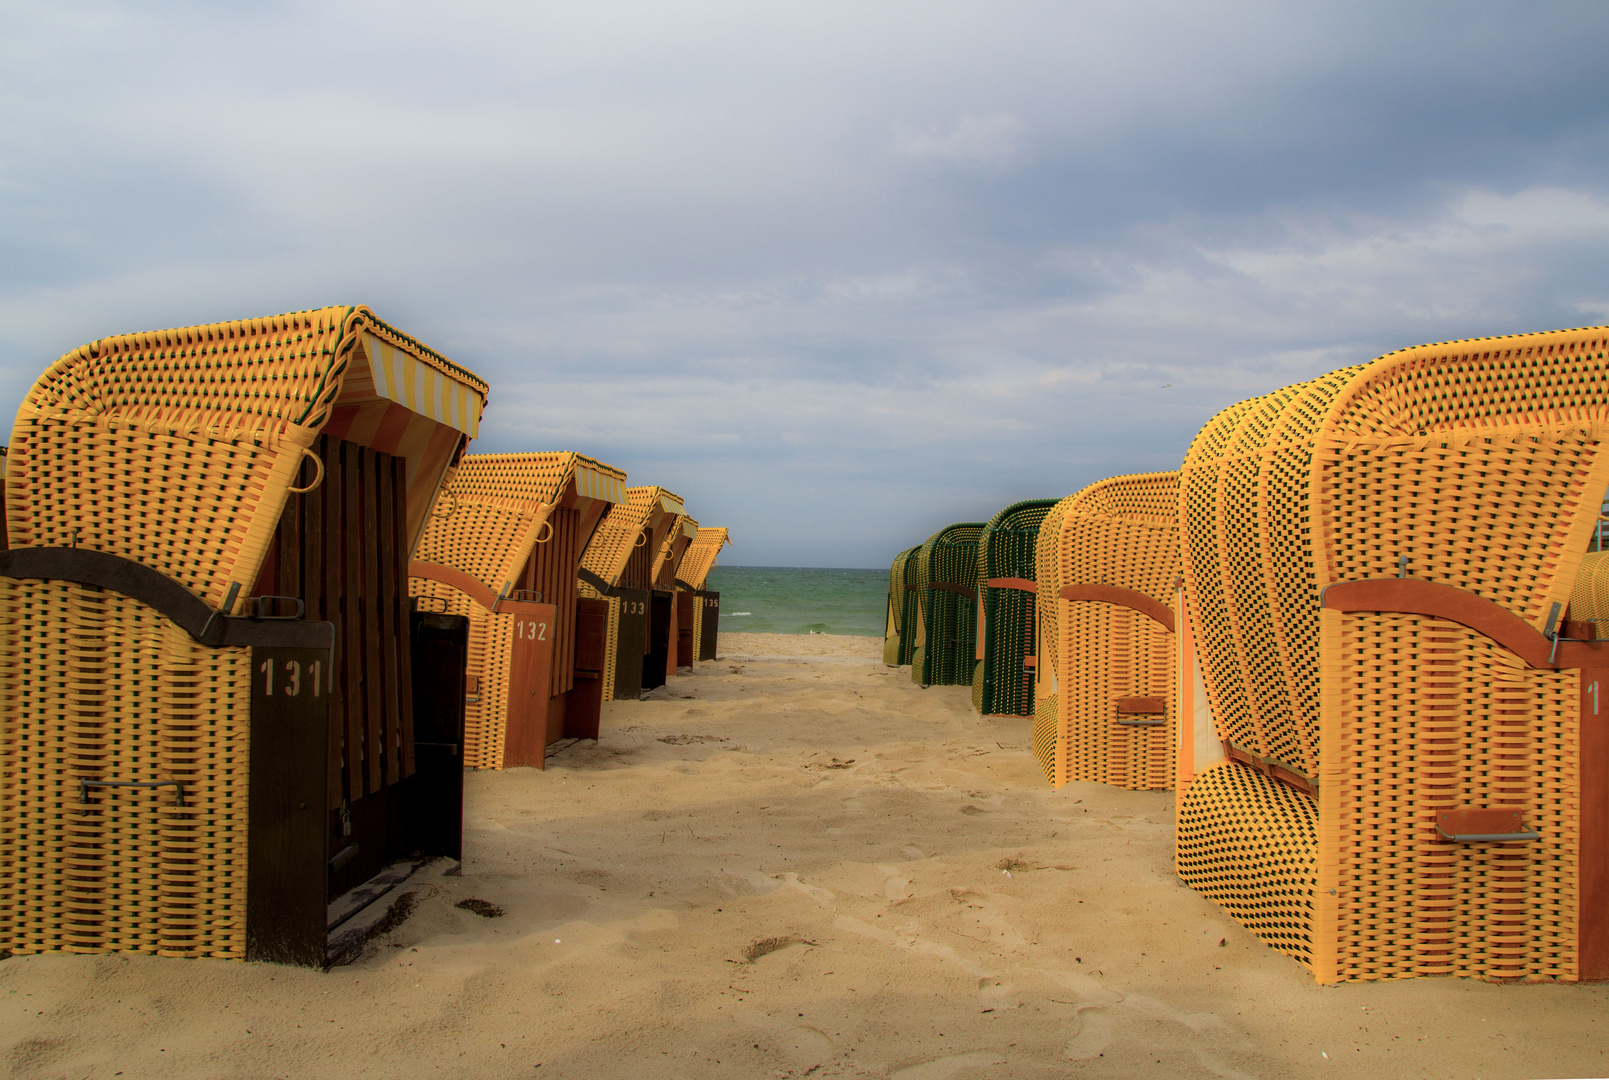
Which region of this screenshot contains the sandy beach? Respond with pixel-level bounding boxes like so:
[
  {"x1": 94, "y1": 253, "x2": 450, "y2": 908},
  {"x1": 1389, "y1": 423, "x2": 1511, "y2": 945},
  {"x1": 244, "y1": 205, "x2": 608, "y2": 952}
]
[{"x1": 2, "y1": 632, "x2": 1606, "y2": 1079}]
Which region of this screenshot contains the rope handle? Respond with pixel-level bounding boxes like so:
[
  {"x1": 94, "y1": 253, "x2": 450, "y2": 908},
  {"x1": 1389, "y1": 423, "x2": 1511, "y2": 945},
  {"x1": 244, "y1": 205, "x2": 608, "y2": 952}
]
[
  {"x1": 531, "y1": 502, "x2": 555, "y2": 544},
  {"x1": 287, "y1": 447, "x2": 325, "y2": 495},
  {"x1": 634, "y1": 530, "x2": 648, "y2": 548},
  {"x1": 432, "y1": 489, "x2": 459, "y2": 519}
]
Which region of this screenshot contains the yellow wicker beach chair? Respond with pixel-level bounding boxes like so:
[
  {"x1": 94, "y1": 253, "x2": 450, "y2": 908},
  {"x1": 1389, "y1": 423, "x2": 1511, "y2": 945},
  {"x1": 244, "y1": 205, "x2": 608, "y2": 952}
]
[
  {"x1": 1176, "y1": 325, "x2": 1609, "y2": 984},
  {"x1": 577, "y1": 486, "x2": 687, "y2": 700},
  {"x1": 1031, "y1": 474, "x2": 1179, "y2": 790},
  {"x1": 411, "y1": 453, "x2": 627, "y2": 770},
  {"x1": 0, "y1": 306, "x2": 488, "y2": 967},
  {"x1": 678, "y1": 526, "x2": 731, "y2": 662}
]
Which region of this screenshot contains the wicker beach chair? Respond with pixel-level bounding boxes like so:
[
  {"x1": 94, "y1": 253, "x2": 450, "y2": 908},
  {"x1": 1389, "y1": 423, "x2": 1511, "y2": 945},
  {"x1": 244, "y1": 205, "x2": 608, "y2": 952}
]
[
  {"x1": 577, "y1": 486, "x2": 687, "y2": 700},
  {"x1": 972, "y1": 499, "x2": 1059, "y2": 716},
  {"x1": 1030, "y1": 474, "x2": 1179, "y2": 790},
  {"x1": 0, "y1": 306, "x2": 488, "y2": 966},
  {"x1": 411, "y1": 453, "x2": 627, "y2": 770},
  {"x1": 1175, "y1": 325, "x2": 1609, "y2": 983},
  {"x1": 677, "y1": 526, "x2": 731, "y2": 662},
  {"x1": 911, "y1": 523, "x2": 985, "y2": 687},
  {"x1": 883, "y1": 545, "x2": 922, "y2": 666}
]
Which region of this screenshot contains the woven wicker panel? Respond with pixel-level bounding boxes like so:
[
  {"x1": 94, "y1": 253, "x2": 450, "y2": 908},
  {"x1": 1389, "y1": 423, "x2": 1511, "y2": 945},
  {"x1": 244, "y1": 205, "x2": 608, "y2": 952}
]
[
  {"x1": 417, "y1": 452, "x2": 596, "y2": 593},
  {"x1": 975, "y1": 499, "x2": 1057, "y2": 717},
  {"x1": 911, "y1": 523, "x2": 984, "y2": 686},
  {"x1": 1569, "y1": 550, "x2": 1609, "y2": 621},
  {"x1": 1056, "y1": 604, "x2": 1175, "y2": 790},
  {"x1": 1320, "y1": 611, "x2": 1580, "y2": 981},
  {"x1": 1177, "y1": 761, "x2": 1318, "y2": 967},
  {"x1": 1033, "y1": 498, "x2": 1074, "y2": 688},
  {"x1": 884, "y1": 546, "x2": 921, "y2": 666},
  {"x1": 653, "y1": 515, "x2": 697, "y2": 590},
  {"x1": 679, "y1": 527, "x2": 730, "y2": 591},
  {"x1": 1030, "y1": 691, "x2": 1059, "y2": 783},
  {"x1": 0, "y1": 581, "x2": 248, "y2": 959},
  {"x1": 1042, "y1": 473, "x2": 1178, "y2": 790},
  {"x1": 1178, "y1": 369, "x2": 1362, "y2": 778}
]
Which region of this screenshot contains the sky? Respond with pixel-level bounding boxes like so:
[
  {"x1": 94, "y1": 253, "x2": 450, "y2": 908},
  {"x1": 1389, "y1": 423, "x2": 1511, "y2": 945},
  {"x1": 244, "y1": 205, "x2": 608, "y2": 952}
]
[{"x1": 3, "y1": 1, "x2": 1607, "y2": 568}]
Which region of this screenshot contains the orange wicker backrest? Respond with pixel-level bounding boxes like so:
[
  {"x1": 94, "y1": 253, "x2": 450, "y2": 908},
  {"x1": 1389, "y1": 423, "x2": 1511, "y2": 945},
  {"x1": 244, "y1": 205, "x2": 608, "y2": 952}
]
[
  {"x1": 679, "y1": 527, "x2": 729, "y2": 590},
  {"x1": 1032, "y1": 473, "x2": 1179, "y2": 789}
]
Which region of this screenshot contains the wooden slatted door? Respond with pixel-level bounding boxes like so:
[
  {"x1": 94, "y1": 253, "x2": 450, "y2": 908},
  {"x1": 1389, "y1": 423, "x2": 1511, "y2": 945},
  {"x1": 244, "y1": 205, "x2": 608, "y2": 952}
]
[
  {"x1": 613, "y1": 589, "x2": 649, "y2": 700},
  {"x1": 569, "y1": 598, "x2": 609, "y2": 738},
  {"x1": 676, "y1": 591, "x2": 695, "y2": 670},
  {"x1": 698, "y1": 591, "x2": 719, "y2": 661},
  {"x1": 498, "y1": 599, "x2": 558, "y2": 768},
  {"x1": 254, "y1": 435, "x2": 427, "y2": 900}
]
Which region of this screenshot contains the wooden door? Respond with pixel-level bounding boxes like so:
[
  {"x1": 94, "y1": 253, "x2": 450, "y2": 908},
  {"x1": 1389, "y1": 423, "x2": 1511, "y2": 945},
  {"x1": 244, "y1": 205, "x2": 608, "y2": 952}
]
[{"x1": 499, "y1": 599, "x2": 558, "y2": 767}]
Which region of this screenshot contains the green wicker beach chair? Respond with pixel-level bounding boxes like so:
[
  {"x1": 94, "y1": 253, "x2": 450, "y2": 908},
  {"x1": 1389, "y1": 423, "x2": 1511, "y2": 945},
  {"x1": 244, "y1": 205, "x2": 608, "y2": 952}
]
[
  {"x1": 972, "y1": 499, "x2": 1059, "y2": 715},
  {"x1": 883, "y1": 545, "x2": 921, "y2": 666},
  {"x1": 911, "y1": 523, "x2": 985, "y2": 687}
]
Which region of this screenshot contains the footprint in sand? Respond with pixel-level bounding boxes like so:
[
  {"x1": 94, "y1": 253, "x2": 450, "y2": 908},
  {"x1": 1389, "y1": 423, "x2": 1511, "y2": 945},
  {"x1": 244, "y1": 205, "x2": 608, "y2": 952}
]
[
  {"x1": 890, "y1": 1050, "x2": 1009, "y2": 1079},
  {"x1": 1063, "y1": 1006, "x2": 1115, "y2": 1060}
]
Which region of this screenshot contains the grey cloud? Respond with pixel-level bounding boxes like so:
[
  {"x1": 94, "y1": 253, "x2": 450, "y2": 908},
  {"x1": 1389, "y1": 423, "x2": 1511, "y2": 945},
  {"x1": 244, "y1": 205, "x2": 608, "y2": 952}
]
[{"x1": 2, "y1": 0, "x2": 1607, "y2": 566}]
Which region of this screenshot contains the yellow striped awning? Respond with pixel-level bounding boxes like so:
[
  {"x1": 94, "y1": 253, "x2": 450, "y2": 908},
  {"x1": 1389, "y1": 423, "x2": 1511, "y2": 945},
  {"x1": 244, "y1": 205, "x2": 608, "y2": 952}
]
[
  {"x1": 577, "y1": 460, "x2": 628, "y2": 506},
  {"x1": 364, "y1": 331, "x2": 484, "y2": 438},
  {"x1": 659, "y1": 492, "x2": 685, "y2": 518}
]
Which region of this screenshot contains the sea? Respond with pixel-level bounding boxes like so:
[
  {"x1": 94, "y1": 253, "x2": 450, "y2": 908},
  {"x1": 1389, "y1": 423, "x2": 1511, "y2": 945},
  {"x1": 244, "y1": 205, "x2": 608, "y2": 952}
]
[{"x1": 702, "y1": 565, "x2": 886, "y2": 637}]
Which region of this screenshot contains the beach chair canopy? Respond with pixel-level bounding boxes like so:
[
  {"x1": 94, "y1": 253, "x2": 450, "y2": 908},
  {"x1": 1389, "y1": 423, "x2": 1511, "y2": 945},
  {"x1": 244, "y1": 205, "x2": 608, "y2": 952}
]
[
  {"x1": 1032, "y1": 474, "x2": 1179, "y2": 790},
  {"x1": 1176, "y1": 324, "x2": 1609, "y2": 983},
  {"x1": 0, "y1": 305, "x2": 487, "y2": 962},
  {"x1": 415, "y1": 452, "x2": 626, "y2": 607},
  {"x1": 972, "y1": 498, "x2": 1059, "y2": 716},
  {"x1": 8, "y1": 305, "x2": 485, "y2": 606},
  {"x1": 676, "y1": 526, "x2": 730, "y2": 592},
  {"x1": 580, "y1": 486, "x2": 685, "y2": 592}
]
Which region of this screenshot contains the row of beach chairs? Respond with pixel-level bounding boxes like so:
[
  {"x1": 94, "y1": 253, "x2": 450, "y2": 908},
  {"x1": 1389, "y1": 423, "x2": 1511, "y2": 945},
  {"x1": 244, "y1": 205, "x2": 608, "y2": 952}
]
[
  {"x1": 885, "y1": 324, "x2": 1609, "y2": 985},
  {"x1": 0, "y1": 305, "x2": 730, "y2": 967}
]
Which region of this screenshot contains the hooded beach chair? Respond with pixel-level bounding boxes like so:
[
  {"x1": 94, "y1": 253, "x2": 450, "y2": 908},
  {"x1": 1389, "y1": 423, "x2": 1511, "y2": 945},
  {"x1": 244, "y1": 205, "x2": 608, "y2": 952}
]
[
  {"x1": 410, "y1": 453, "x2": 627, "y2": 770},
  {"x1": 652, "y1": 508, "x2": 700, "y2": 679},
  {"x1": 1031, "y1": 474, "x2": 1179, "y2": 790},
  {"x1": 911, "y1": 523, "x2": 985, "y2": 687},
  {"x1": 577, "y1": 486, "x2": 686, "y2": 700},
  {"x1": 972, "y1": 499, "x2": 1059, "y2": 717},
  {"x1": 1175, "y1": 325, "x2": 1609, "y2": 983},
  {"x1": 883, "y1": 545, "x2": 922, "y2": 666},
  {"x1": 0, "y1": 306, "x2": 487, "y2": 967},
  {"x1": 677, "y1": 526, "x2": 731, "y2": 662}
]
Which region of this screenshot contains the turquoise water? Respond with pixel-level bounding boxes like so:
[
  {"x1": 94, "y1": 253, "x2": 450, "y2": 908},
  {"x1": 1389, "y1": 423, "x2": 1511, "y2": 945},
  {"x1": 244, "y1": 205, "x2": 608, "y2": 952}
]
[{"x1": 703, "y1": 566, "x2": 886, "y2": 636}]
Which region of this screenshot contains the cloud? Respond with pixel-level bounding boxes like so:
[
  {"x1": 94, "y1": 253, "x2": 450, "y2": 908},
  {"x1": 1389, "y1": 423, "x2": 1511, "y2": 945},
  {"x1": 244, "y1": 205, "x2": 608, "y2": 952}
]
[
  {"x1": 893, "y1": 114, "x2": 1025, "y2": 170},
  {"x1": 2, "y1": 1, "x2": 1608, "y2": 566}
]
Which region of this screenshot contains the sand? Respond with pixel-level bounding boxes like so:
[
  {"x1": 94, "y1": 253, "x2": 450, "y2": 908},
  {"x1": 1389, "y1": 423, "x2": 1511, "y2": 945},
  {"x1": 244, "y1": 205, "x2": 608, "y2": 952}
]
[{"x1": 3, "y1": 632, "x2": 1607, "y2": 1079}]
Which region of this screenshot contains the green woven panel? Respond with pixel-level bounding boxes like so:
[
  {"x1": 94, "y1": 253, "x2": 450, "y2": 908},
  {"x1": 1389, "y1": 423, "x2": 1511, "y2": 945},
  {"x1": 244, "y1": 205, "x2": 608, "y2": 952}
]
[
  {"x1": 912, "y1": 522, "x2": 984, "y2": 686},
  {"x1": 974, "y1": 498, "x2": 1058, "y2": 715},
  {"x1": 884, "y1": 545, "x2": 922, "y2": 666}
]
